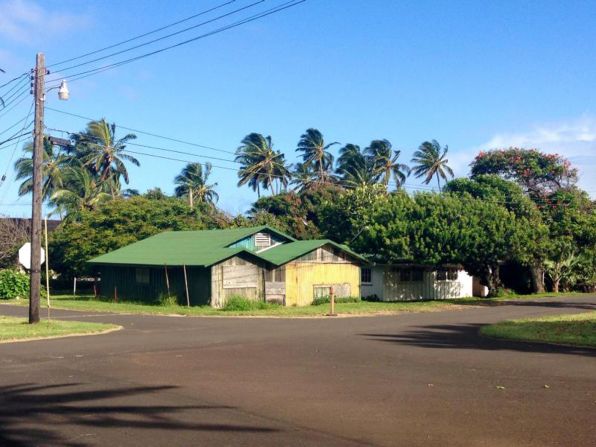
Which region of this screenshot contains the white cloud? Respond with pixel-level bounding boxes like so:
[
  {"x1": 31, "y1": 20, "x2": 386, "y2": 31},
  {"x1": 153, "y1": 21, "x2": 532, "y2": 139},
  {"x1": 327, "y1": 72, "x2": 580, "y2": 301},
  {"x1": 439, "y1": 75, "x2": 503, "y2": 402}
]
[
  {"x1": 0, "y1": 0, "x2": 90, "y2": 44},
  {"x1": 451, "y1": 115, "x2": 596, "y2": 196}
]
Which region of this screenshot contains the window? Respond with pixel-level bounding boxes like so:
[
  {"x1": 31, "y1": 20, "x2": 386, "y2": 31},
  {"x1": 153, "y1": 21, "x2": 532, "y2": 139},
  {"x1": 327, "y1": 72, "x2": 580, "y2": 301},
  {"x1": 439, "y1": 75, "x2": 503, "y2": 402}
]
[
  {"x1": 361, "y1": 268, "x2": 372, "y2": 284},
  {"x1": 436, "y1": 269, "x2": 458, "y2": 281},
  {"x1": 135, "y1": 268, "x2": 150, "y2": 284},
  {"x1": 255, "y1": 232, "x2": 271, "y2": 249},
  {"x1": 265, "y1": 266, "x2": 285, "y2": 283},
  {"x1": 412, "y1": 268, "x2": 424, "y2": 282},
  {"x1": 399, "y1": 269, "x2": 412, "y2": 282},
  {"x1": 314, "y1": 286, "x2": 331, "y2": 299},
  {"x1": 436, "y1": 269, "x2": 447, "y2": 281}
]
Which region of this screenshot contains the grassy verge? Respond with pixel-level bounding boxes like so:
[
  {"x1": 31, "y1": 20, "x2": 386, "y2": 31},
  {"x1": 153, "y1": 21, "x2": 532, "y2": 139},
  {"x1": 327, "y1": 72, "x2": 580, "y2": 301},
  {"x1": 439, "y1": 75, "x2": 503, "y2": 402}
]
[
  {"x1": 2, "y1": 294, "x2": 475, "y2": 317},
  {"x1": 480, "y1": 311, "x2": 596, "y2": 348},
  {"x1": 2, "y1": 292, "x2": 592, "y2": 318},
  {"x1": 0, "y1": 315, "x2": 119, "y2": 342}
]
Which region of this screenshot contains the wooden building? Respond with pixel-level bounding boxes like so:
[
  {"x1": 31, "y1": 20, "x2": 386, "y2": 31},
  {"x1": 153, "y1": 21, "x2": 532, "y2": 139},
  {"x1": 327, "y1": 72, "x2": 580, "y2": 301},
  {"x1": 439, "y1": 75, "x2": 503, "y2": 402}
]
[
  {"x1": 360, "y1": 264, "x2": 478, "y2": 301},
  {"x1": 88, "y1": 226, "x2": 365, "y2": 307}
]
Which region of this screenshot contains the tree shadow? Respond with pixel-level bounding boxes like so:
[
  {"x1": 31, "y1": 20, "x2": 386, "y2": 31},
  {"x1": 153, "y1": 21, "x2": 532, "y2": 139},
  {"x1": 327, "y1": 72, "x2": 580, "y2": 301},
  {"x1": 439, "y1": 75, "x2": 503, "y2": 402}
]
[
  {"x1": 0, "y1": 382, "x2": 279, "y2": 446},
  {"x1": 361, "y1": 323, "x2": 596, "y2": 357},
  {"x1": 448, "y1": 298, "x2": 596, "y2": 311}
]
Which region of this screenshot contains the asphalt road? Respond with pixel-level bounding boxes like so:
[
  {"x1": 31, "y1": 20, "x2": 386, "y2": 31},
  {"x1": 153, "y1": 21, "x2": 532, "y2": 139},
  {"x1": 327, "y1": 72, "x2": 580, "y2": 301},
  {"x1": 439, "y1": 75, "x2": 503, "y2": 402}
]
[{"x1": 0, "y1": 296, "x2": 595, "y2": 447}]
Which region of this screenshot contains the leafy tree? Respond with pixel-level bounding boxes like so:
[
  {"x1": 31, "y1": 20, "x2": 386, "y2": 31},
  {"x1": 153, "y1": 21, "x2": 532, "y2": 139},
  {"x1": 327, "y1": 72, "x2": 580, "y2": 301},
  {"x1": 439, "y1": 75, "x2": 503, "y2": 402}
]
[
  {"x1": 470, "y1": 148, "x2": 577, "y2": 198},
  {"x1": 411, "y1": 140, "x2": 454, "y2": 189},
  {"x1": 73, "y1": 119, "x2": 139, "y2": 197},
  {"x1": 445, "y1": 175, "x2": 549, "y2": 292},
  {"x1": 364, "y1": 139, "x2": 410, "y2": 188},
  {"x1": 296, "y1": 128, "x2": 338, "y2": 185},
  {"x1": 174, "y1": 162, "x2": 219, "y2": 207},
  {"x1": 251, "y1": 184, "x2": 344, "y2": 239},
  {"x1": 50, "y1": 196, "x2": 228, "y2": 277},
  {"x1": 144, "y1": 187, "x2": 169, "y2": 200},
  {"x1": 236, "y1": 133, "x2": 291, "y2": 197}
]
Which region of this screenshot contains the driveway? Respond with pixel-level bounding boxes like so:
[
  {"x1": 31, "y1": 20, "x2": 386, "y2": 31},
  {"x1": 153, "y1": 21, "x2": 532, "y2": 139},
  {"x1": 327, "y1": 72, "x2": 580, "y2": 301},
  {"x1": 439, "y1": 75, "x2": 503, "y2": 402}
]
[{"x1": 0, "y1": 296, "x2": 595, "y2": 446}]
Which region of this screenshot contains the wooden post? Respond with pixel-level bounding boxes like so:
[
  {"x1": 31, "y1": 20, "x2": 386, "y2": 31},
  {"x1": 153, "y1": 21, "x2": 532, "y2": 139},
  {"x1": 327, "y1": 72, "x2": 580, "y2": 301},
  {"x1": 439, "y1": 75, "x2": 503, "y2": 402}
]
[
  {"x1": 73, "y1": 277, "x2": 77, "y2": 296},
  {"x1": 164, "y1": 264, "x2": 171, "y2": 297},
  {"x1": 44, "y1": 217, "x2": 50, "y2": 320},
  {"x1": 183, "y1": 264, "x2": 190, "y2": 307},
  {"x1": 93, "y1": 277, "x2": 98, "y2": 298},
  {"x1": 114, "y1": 286, "x2": 118, "y2": 302},
  {"x1": 330, "y1": 285, "x2": 335, "y2": 316}
]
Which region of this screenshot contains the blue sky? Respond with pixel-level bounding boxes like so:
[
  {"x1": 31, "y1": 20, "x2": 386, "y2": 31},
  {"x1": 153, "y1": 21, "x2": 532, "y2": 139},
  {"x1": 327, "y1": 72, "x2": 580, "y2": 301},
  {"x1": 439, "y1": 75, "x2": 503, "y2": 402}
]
[{"x1": 1, "y1": 0, "x2": 595, "y2": 217}]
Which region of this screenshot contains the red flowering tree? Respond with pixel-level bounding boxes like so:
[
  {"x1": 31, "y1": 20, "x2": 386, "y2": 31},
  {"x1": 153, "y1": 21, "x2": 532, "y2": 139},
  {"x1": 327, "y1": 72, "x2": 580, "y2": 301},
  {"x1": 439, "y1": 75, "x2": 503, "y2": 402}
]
[{"x1": 470, "y1": 148, "x2": 577, "y2": 198}]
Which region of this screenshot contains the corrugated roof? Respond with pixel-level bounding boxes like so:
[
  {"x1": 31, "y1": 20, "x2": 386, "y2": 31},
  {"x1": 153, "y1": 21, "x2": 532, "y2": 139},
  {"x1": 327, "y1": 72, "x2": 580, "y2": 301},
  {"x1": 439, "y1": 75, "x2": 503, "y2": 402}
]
[
  {"x1": 258, "y1": 240, "x2": 367, "y2": 265},
  {"x1": 88, "y1": 226, "x2": 294, "y2": 267}
]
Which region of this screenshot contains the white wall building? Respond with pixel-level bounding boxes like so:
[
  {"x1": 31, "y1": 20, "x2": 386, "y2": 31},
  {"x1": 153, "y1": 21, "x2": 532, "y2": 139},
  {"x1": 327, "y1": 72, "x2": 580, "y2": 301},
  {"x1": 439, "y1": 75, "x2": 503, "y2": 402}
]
[{"x1": 361, "y1": 264, "x2": 481, "y2": 301}]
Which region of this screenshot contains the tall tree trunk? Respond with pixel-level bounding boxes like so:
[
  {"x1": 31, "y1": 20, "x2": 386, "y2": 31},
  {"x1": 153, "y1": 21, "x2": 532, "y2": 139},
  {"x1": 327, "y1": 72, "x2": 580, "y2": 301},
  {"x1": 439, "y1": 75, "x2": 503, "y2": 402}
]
[
  {"x1": 189, "y1": 189, "x2": 193, "y2": 208},
  {"x1": 553, "y1": 278, "x2": 560, "y2": 293},
  {"x1": 436, "y1": 175, "x2": 441, "y2": 191},
  {"x1": 529, "y1": 263, "x2": 545, "y2": 293}
]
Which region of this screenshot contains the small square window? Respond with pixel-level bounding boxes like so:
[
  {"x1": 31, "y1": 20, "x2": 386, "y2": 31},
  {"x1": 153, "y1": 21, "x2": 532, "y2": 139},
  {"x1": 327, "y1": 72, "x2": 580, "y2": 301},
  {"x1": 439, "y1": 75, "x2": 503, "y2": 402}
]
[
  {"x1": 361, "y1": 268, "x2": 372, "y2": 284},
  {"x1": 135, "y1": 268, "x2": 150, "y2": 284}
]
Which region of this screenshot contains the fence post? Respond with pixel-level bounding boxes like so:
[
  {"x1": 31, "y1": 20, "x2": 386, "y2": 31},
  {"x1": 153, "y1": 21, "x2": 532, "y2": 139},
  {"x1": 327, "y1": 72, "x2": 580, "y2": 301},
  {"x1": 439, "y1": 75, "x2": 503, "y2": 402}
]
[
  {"x1": 183, "y1": 264, "x2": 190, "y2": 307},
  {"x1": 328, "y1": 286, "x2": 336, "y2": 316}
]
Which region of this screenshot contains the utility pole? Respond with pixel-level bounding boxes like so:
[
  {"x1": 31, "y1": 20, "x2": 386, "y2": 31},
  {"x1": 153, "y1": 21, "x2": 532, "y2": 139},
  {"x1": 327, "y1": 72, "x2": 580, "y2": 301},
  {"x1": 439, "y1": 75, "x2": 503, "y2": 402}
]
[{"x1": 29, "y1": 53, "x2": 46, "y2": 324}]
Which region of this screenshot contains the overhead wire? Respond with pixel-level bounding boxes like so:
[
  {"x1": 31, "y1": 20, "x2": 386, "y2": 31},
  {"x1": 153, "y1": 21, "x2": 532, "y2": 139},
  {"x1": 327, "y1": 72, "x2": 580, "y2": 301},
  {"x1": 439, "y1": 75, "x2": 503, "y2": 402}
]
[
  {"x1": 47, "y1": 0, "x2": 238, "y2": 69},
  {"x1": 46, "y1": 106, "x2": 236, "y2": 155},
  {"x1": 48, "y1": 0, "x2": 265, "y2": 76},
  {"x1": 44, "y1": 0, "x2": 306, "y2": 86},
  {"x1": 0, "y1": 100, "x2": 35, "y2": 202},
  {"x1": 0, "y1": 72, "x2": 28, "y2": 91}
]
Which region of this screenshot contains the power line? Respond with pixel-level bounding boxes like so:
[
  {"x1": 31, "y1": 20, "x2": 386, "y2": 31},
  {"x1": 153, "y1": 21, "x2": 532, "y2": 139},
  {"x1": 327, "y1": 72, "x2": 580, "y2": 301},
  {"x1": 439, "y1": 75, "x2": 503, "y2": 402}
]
[
  {"x1": 46, "y1": 106, "x2": 236, "y2": 155},
  {"x1": 0, "y1": 74, "x2": 29, "y2": 99},
  {"x1": 45, "y1": 0, "x2": 306, "y2": 85},
  {"x1": 0, "y1": 113, "x2": 32, "y2": 137},
  {"x1": 49, "y1": 0, "x2": 263, "y2": 75},
  {"x1": 0, "y1": 100, "x2": 35, "y2": 202},
  {"x1": 0, "y1": 89, "x2": 31, "y2": 119},
  {"x1": 48, "y1": 0, "x2": 238, "y2": 68},
  {"x1": 0, "y1": 129, "x2": 32, "y2": 149},
  {"x1": 0, "y1": 72, "x2": 28, "y2": 91}
]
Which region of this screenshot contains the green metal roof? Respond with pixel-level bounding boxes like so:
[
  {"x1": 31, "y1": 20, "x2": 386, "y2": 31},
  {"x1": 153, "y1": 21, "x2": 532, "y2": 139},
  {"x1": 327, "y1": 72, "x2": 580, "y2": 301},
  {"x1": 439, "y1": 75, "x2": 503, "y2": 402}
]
[
  {"x1": 88, "y1": 226, "x2": 365, "y2": 268},
  {"x1": 258, "y1": 240, "x2": 367, "y2": 265},
  {"x1": 88, "y1": 226, "x2": 295, "y2": 267}
]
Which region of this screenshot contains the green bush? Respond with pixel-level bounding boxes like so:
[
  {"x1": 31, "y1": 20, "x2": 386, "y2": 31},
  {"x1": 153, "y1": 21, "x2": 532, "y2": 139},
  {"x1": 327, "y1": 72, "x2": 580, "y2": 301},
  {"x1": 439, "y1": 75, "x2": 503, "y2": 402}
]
[
  {"x1": 221, "y1": 295, "x2": 277, "y2": 311},
  {"x1": 158, "y1": 293, "x2": 179, "y2": 306},
  {"x1": 311, "y1": 295, "x2": 361, "y2": 306},
  {"x1": 0, "y1": 269, "x2": 30, "y2": 299}
]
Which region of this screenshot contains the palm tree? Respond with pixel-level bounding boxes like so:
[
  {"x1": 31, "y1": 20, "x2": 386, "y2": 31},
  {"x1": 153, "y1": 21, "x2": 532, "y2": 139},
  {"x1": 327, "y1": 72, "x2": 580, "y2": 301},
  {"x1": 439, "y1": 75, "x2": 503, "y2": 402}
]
[
  {"x1": 174, "y1": 162, "x2": 219, "y2": 207},
  {"x1": 235, "y1": 133, "x2": 291, "y2": 197},
  {"x1": 50, "y1": 164, "x2": 111, "y2": 215},
  {"x1": 290, "y1": 162, "x2": 317, "y2": 192},
  {"x1": 335, "y1": 144, "x2": 375, "y2": 188},
  {"x1": 14, "y1": 138, "x2": 72, "y2": 200},
  {"x1": 296, "y1": 128, "x2": 338, "y2": 185},
  {"x1": 73, "y1": 119, "x2": 139, "y2": 197},
  {"x1": 365, "y1": 139, "x2": 410, "y2": 188},
  {"x1": 411, "y1": 140, "x2": 454, "y2": 190}
]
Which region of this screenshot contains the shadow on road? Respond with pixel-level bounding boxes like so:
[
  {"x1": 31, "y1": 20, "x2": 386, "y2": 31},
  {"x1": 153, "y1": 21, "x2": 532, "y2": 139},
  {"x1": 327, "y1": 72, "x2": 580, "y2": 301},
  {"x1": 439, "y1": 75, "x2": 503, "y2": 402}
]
[
  {"x1": 0, "y1": 383, "x2": 279, "y2": 446},
  {"x1": 361, "y1": 323, "x2": 596, "y2": 357}
]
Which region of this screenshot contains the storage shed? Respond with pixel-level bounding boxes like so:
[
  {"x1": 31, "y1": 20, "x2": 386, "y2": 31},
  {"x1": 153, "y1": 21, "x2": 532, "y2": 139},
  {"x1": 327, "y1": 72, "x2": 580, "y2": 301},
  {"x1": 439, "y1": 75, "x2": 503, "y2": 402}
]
[
  {"x1": 360, "y1": 264, "x2": 475, "y2": 301},
  {"x1": 88, "y1": 226, "x2": 365, "y2": 307}
]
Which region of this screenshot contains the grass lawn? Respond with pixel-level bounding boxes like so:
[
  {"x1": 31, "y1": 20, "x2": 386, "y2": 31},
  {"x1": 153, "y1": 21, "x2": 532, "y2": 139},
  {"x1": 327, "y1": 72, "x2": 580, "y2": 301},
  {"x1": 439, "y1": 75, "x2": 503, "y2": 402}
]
[
  {"x1": 2, "y1": 292, "x2": 592, "y2": 318},
  {"x1": 0, "y1": 315, "x2": 119, "y2": 343},
  {"x1": 480, "y1": 311, "x2": 596, "y2": 348},
  {"x1": 2, "y1": 294, "x2": 479, "y2": 317}
]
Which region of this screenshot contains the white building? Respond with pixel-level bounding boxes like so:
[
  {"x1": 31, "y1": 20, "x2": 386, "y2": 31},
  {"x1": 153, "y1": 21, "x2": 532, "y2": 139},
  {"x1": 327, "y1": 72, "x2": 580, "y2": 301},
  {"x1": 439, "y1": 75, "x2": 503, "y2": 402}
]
[{"x1": 361, "y1": 264, "x2": 486, "y2": 301}]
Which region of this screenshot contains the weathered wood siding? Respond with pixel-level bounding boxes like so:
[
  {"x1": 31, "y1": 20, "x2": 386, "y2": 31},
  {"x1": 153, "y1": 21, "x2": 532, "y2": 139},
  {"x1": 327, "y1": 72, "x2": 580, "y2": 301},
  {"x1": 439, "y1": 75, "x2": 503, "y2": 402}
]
[
  {"x1": 97, "y1": 265, "x2": 211, "y2": 305},
  {"x1": 210, "y1": 256, "x2": 266, "y2": 308},
  {"x1": 285, "y1": 262, "x2": 361, "y2": 306}
]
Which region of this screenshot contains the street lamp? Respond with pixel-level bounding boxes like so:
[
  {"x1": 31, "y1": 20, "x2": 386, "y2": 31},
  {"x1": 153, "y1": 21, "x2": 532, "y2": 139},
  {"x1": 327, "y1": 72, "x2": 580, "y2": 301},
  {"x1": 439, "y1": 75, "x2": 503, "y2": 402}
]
[{"x1": 57, "y1": 80, "x2": 69, "y2": 101}]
